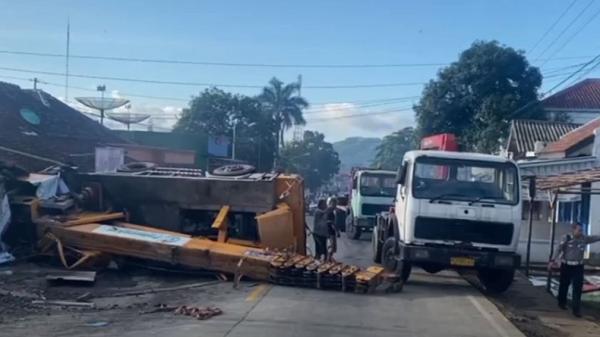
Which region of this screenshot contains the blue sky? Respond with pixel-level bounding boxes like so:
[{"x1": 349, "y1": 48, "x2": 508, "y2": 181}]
[{"x1": 1, "y1": 0, "x2": 600, "y2": 141}]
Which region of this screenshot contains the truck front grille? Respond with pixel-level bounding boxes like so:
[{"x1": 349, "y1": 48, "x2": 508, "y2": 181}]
[
  {"x1": 414, "y1": 216, "x2": 513, "y2": 245},
  {"x1": 361, "y1": 204, "x2": 391, "y2": 216}
]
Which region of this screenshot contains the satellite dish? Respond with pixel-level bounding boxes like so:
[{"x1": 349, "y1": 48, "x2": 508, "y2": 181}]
[
  {"x1": 75, "y1": 97, "x2": 129, "y2": 110},
  {"x1": 106, "y1": 112, "x2": 151, "y2": 130},
  {"x1": 75, "y1": 96, "x2": 130, "y2": 125}
]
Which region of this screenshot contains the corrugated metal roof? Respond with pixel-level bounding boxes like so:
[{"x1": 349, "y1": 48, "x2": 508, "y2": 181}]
[
  {"x1": 543, "y1": 78, "x2": 600, "y2": 110},
  {"x1": 510, "y1": 119, "x2": 580, "y2": 153}
]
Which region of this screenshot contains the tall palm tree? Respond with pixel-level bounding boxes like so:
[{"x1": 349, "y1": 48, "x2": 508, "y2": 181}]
[{"x1": 259, "y1": 77, "x2": 308, "y2": 151}]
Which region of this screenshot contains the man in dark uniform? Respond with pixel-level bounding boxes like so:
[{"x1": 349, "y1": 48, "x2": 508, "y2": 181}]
[{"x1": 551, "y1": 222, "x2": 600, "y2": 317}]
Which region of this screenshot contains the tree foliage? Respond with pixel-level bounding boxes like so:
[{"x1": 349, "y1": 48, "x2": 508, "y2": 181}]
[
  {"x1": 414, "y1": 41, "x2": 544, "y2": 153},
  {"x1": 280, "y1": 130, "x2": 340, "y2": 190},
  {"x1": 173, "y1": 88, "x2": 276, "y2": 170},
  {"x1": 259, "y1": 77, "x2": 308, "y2": 149},
  {"x1": 372, "y1": 127, "x2": 416, "y2": 170}
]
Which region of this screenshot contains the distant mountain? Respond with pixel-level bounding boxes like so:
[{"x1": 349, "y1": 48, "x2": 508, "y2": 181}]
[{"x1": 333, "y1": 137, "x2": 381, "y2": 173}]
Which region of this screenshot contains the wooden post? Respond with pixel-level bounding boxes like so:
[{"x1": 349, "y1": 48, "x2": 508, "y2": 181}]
[
  {"x1": 525, "y1": 177, "x2": 536, "y2": 277},
  {"x1": 546, "y1": 192, "x2": 558, "y2": 293}
]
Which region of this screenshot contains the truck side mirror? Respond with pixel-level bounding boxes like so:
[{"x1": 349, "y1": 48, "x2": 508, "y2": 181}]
[{"x1": 396, "y1": 164, "x2": 407, "y2": 185}]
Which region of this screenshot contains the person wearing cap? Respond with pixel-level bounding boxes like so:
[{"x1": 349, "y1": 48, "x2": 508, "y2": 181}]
[{"x1": 550, "y1": 222, "x2": 600, "y2": 317}]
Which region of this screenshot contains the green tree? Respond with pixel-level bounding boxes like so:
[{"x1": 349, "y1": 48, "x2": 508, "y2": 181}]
[
  {"x1": 259, "y1": 77, "x2": 308, "y2": 150},
  {"x1": 414, "y1": 41, "x2": 543, "y2": 153},
  {"x1": 372, "y1": 127, "x2": 416, "y2": 170},
  {"x1": 280, "y1": 131, "x2": 340, "y2": 191},
  {"x1": 174, "y1": 88, "x2": 276, "y2": 170}
]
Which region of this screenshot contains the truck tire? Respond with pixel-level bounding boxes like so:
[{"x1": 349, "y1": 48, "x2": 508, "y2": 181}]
[
  {"x1": 346, "y1": 214, "x2": 362, "y2": 240},
  {"x1": 381, "y1": 237, "x2": 411, "y2": 282},
  {"x1": 477, "y1": 268, "x2": 515, "y2": 294},
  {"x1": 372, "y1": 227, "x2": 382, "y2": 263}
]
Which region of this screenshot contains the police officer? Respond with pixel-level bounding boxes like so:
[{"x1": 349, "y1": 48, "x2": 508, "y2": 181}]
[{"x1": 551, "y1": 222, "x2": 600, "y2": 317}]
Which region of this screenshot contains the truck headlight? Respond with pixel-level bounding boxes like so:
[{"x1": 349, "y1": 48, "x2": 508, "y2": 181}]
[
  {"x1": 413, "y1": 249, "x2": 430, "y2": 259},
  {"x1": 494, "y1": 255, "x2": 514, "y2": 267}
]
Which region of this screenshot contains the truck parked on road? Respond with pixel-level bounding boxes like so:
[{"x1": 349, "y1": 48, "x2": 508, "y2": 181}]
[
  {"x1": 372, "y1": 150, "x2": 522, "y2": 293},
  {"x1": 346, "y1": 168, "x2": 396, "y2": 240}
]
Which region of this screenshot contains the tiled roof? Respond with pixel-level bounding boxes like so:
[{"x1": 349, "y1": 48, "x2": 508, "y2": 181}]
[
  {"x1": 539, "y1": 117, "x2": 600, "y2": 154},
  {"x1": 0, "y1": 81, "x2": 128, "y2": 171},
  {"x1": 509, "y1": 119, "x2": 580, "y2": 153},
  {"x1": 542, "y1": 78, "x2": 600, "y2": 110}
]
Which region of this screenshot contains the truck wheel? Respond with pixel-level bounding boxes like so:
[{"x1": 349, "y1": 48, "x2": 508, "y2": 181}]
[
  {"x1": 350, "y1": 222, "x2": 362, "y2": 240},
  {"x1": 382, "y1": 237, "x2": 411, "y2": 282},
  {"x1": 477, "y1": 268, "x2": 515, "y2": 294},
  {"x1": 372, "y1": 228, "x2": 382, "y2": 263},
  {"x1": 346, "y1": 215, "x2": 361, "y2": 240}
]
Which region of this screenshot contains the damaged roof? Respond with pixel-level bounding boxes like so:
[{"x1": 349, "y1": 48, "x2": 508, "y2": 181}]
[
  {"x1": 543, "y1": 78, "x2": 600, "y2": 110},
  {"x1": 0, "y1": 81, "x2": 127, "y2": 171},
  {"x1": 508, "y1": 119, "x2": 580, "y2": 154}
]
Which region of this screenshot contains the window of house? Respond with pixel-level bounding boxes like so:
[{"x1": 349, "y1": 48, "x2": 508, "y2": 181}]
[{"x1": 557, "y1": 201, "x2": 582, "y2": 223}]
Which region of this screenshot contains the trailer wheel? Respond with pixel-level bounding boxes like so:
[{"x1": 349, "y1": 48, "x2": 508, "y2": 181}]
[{"x1": 477, "y1": 268, "x2": 515, "y2": 294}]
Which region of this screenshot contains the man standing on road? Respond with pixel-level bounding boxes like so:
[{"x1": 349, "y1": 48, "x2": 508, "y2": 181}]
[
  {"x1": 550, "y1": 222, "x2": 600, "y2": 317},
  {"x1": 312, "y1": 199, "x2": 328, "y2": 261},
  {"x1": 326, "y1": 197, "x2": 340, "y2": 262}
]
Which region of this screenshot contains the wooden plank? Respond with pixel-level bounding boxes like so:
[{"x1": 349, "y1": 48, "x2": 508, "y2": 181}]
[
  {"x1": 211, "y1": 205, "x2": 230, "y2": 243},
  {"x1": 47, "y1": 223, "x2": 273, "y2": 280},
  {"x1": 63, "y1": 212, "x2": 125, "y2": 227}
]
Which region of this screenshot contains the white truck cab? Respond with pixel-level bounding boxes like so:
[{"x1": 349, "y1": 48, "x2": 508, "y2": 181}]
[
  {"x1": 346, "y1": 169, "x2": 396, "y2": 240},
  {"x1": 373, "y1": 150, "x2": 522, "y2": 293}
]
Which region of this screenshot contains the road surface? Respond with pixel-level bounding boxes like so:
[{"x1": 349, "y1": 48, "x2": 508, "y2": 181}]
[{"x1": 1, "y1": 229, "x2": 524, "y2": 337}]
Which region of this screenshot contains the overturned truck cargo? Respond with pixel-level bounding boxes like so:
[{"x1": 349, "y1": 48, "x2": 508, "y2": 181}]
[{"x1": 28, "y1": 166, "x2": 387, "y2": 293}]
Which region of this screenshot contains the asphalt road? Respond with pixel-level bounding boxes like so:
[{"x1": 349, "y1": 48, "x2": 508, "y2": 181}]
[{"x1": 2, "y1": 224, "x2": 525, "y2": 337}]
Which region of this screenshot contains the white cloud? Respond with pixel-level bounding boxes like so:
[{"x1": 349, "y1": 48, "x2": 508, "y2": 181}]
[{"x1": 299, "y1": 102, "x2": 416, "y2": 142}]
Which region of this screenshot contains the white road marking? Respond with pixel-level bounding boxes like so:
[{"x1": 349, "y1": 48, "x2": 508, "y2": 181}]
[{"x1": 468, "y1": 295, "x2": 512, "y2": 337}]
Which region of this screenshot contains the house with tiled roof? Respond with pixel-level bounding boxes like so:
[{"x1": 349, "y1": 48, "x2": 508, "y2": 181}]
[
  {"x1": 543, "y1": 78, "x2": 600, "y2": 124},
  {"x1": 505, "y1": 119, "x2": 580, "y2": 160},
  {"x1": 0, "y1": 81, "x2": 129, "y2": 171}
]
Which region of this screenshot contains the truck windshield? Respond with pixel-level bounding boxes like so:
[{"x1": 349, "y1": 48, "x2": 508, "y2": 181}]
[
  {"x1": 412, "y1": 157, "x2": 518, "y2": 205},
  {"x1": 360, "y1": 173, "x2": 396, "y2": 197}
]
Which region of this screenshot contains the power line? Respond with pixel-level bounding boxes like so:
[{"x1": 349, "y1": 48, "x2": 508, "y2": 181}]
[
  {"x1": 0, "y1": 65, "x2": 426, "y2": 89},
  {"x1": 539, "y1": 3, "x2": 600, "y2": 67},
  {"x1": 534, "y1": 0, "x2": 595, "y2": 62},
  {"x1": 0, "y1": 49, "x2": 448, "y2": 69},
  {"x1": 529, "y1": 0, "x2": 579, "y2": 54}
]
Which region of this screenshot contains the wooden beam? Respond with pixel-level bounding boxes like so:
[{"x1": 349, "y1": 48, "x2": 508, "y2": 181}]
[{"x1": 211, "y1": 205, "x2": 230, "y2": 243}]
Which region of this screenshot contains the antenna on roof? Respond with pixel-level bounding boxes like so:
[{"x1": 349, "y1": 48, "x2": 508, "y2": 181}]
[
  {"x1": 76, "y1": 85, "x2": 129, "y2": 125},
  {"x1": 106, "y1": 104, "x2": 150, "y2": 130}
]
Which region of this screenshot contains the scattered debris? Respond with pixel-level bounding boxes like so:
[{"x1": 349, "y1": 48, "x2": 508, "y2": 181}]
[
  {"x1": 174, "y1": 305, "x2": 222, "y2": 320},
  {"x1": 46, "y1": 271, "x2": 97, "y2": 284},
  {"x1": 32, "y1": 300, "x2": 95, "y2": 308}
]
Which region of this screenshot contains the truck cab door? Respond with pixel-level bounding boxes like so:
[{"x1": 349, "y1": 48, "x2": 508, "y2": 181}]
[{"x1": 394, "y1": 161, "x2": 410, "y2": 241}]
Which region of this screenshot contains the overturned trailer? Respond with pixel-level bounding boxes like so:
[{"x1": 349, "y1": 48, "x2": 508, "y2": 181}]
[{"x1": 19, "y1": 165, "x2": 387, "y2": 293}]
